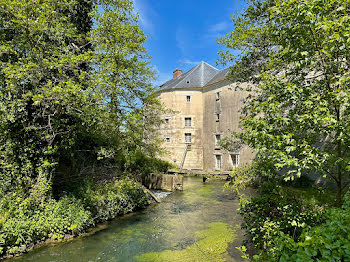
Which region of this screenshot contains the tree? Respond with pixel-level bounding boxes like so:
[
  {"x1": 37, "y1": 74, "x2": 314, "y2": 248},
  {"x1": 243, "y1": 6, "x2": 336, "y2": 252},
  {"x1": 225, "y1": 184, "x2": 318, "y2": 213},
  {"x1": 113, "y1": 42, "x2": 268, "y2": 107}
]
[
  {"x1": 0, "y1": 0, "x2": 95, "y2": 199},
  {"x1": 0, "y1": 0, "x2": 161, "y2": 200},
  {"x1": 219, "y1": 0, "x2": 350, "y2": 206}
]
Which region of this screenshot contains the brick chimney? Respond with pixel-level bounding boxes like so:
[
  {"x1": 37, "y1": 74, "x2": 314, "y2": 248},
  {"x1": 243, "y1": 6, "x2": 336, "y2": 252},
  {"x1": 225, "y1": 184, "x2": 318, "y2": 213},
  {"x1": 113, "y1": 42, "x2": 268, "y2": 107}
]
[{"x1": 173, "y1": 69, "x2": 182, "y2": 79}]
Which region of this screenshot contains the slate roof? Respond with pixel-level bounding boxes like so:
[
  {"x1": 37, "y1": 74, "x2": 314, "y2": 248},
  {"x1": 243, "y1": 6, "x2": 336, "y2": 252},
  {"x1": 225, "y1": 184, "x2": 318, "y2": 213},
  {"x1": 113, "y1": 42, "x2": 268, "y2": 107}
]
[
  {"x1": 159, "y1": 61, "x2": 230, "y2": 91},
  {"x1": 206, "y1": 67, "x2": 230, "y2": 86}
]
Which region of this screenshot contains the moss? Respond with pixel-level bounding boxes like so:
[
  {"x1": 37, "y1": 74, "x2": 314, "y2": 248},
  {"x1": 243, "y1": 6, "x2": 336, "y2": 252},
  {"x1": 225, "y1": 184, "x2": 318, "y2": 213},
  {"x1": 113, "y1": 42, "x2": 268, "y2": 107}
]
[
  {"x1": 135, "y1": 222, "x2": 235, "y2": 262},
  {"x1": 183, "y1": 183, "x2": 219, "y2": 205}
]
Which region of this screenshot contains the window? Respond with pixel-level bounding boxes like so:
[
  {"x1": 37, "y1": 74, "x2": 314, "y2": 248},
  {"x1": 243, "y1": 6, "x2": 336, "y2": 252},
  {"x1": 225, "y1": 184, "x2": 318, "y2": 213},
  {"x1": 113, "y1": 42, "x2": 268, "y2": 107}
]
[
  {"x1": 230, "y1": 154, "x2": 240, "y2": 168},
  {"x1": 215, "y1": 92, "x2": 220, "y2": 101},
  {"x1": 166, "y1": 137, "x2": 170, "y2": 143},
  {"x1": 186, "y1": 96, "x2": 191, "y2": 102},
  {"x1": 215, "y1": 134, "x2": 221, "y2": 146},
  {"x1": 165, "y1": 118, "x2": 169, "y2": 124},
  {"x1": 185, "y1": 117, "x2": 191, "y2": 127},
  {"x1": 216, "y1": 155, "x2": 222, "y2": 169},
  {"x1": 216, "y1": 114, "x2": 220, "y2": 122},
  {"x1": 185, "y1": 133, "x2": 192, "y2": 143}
]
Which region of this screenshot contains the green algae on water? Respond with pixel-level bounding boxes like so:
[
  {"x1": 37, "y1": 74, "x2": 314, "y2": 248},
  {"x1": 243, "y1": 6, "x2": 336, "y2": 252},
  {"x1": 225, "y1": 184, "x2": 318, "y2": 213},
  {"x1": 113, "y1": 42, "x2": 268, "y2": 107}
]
[
  {"x1": 135, "y1": 222, "x2": 235, "y2": 262},
  {"x1": 184, "y1": 183, "x2": 219, "y2": 205}
]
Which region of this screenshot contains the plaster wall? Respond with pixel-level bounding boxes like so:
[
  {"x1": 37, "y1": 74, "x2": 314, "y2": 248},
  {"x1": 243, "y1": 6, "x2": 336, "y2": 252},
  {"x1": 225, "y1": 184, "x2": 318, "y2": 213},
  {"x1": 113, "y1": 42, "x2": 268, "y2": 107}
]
[
  {"x1": 158, "y1": 89, "x2": 204, "y2": 170},
  {"x1": 202, "y1": 81, "x2": 255, "y2": 171},
  {"x1": 158, "y1": 81, "x2": 255, "y2": 171}
]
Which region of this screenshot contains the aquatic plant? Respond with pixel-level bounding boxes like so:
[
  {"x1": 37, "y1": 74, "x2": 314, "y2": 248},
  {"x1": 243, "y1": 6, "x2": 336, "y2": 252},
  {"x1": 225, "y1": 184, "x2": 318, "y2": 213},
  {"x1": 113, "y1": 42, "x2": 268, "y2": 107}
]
[{"x1": 135, "y1": 222, "x2": 235, "y2": 262}]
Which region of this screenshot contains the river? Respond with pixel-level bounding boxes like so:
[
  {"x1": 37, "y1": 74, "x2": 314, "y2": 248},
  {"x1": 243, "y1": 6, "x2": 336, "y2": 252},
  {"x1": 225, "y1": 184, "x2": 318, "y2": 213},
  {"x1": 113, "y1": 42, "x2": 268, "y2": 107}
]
[{"x1": 11, "y1": 177, "x2": 245, "y2": 262}]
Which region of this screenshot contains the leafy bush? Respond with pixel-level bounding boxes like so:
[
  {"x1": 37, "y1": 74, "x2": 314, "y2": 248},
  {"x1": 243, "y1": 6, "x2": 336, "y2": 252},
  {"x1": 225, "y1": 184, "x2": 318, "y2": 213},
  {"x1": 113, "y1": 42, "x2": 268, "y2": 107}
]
[
  {"x1": 85, "y1": 177, "x2": 150, "y2": 221},
  {"x1": 0, "y1": 177, "x2": 150, "y2": 258},
  {"x1": 0, "y1": 195, "x2": 91, "y2": 257},
  {"x1": 124, "y1": 149, "x2": 173, "y2": 178},
  {"x1": 257, "y1": 194, "x2": 350, "y2": 261},
  {"x1": 239, "y1": 183, "x2": 325, "y2": 258}
]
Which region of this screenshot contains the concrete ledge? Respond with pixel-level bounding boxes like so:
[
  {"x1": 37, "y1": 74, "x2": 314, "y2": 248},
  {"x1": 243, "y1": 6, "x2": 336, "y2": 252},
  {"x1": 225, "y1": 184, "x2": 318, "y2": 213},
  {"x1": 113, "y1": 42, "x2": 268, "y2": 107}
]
[
  {"x1": 143, "y1": 173, "x2": 183, "y2": 191},
  {"x1": 168, "y1": 169, "x2": 231, "y2": 176}
]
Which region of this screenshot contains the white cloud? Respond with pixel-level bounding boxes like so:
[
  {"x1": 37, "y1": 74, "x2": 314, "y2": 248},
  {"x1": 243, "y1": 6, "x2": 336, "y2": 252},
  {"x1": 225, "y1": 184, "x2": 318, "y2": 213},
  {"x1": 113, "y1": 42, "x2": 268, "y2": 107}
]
[
  {"x1": 179, "y1": 59, "x2": 201, "y2": 66},
  {"x1": 153, "y1": 65, "x2": 172, "y2": 87},
  {"x1": 176, "y1": 27, "x2": 188, "y2": 55},
  {"x1": 209, "y1": 21, "x2": 230, "y2": 33},
  {"x1": 133, "y1": 0, "x2": 157, "y2": 35},
  {"x1": 199, "y1": 20, "x2": 232, "y2": 48}
]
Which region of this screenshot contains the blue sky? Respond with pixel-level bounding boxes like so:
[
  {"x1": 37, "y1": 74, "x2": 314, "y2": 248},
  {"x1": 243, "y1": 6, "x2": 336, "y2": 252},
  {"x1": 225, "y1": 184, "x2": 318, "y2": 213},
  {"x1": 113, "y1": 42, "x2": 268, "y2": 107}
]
[{"x1": 133, "y1": 0, "x2": 247, "y2": 86}]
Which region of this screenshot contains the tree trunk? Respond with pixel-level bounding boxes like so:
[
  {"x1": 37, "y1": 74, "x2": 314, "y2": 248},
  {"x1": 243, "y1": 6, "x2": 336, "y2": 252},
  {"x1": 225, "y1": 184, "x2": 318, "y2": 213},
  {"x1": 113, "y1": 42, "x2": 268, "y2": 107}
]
[
  {"x1": 336, "y1": 178, "x2": 342, "y2": 208},
  {"x1": 336, "y1": 138, "x2": 343, "y2": 207}
]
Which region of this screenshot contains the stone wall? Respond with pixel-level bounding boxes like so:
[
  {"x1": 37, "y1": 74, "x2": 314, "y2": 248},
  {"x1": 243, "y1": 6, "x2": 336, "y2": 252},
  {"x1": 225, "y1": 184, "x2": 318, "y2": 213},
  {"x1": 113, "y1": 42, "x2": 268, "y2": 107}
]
[
  {"x1": 158, "y1": 80, "x2": 255, "y2": 171},
  {"x1": 158, "y1": 89, "x2": 204, "y2": 170},
  {"x1": 202, "y1": 81, "x2": 255, "y2": 170},
  {"x1": 143, "y1": 173, "x2": 184, "y2": 191}
]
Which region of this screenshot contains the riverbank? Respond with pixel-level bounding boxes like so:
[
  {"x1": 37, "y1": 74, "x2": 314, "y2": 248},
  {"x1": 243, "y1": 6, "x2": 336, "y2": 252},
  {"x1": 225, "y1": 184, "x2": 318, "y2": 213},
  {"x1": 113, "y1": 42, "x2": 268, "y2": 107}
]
[
  {"x1": 0, "y1": 177, "x2": 151, "y2": 260},
  {"x1": 8, "y1": 177, "x2": 246, "y2": 262}
]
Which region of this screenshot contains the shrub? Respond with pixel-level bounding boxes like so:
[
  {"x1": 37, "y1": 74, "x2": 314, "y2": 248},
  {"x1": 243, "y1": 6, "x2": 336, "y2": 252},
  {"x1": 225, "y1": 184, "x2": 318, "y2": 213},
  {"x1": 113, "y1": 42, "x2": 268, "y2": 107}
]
[
  {"x1": 0, "y1": 195, "x2": 91, "y2": 257},
  {"x1": 257, "y1": 194, "x2": 350, "y2": 261},
  {"x1": 239, "y1": 183, "x2": 325, "y2": 259},
  {"x1": 0, "y1": 177, "x2": 150, "y2": 258},
  {"x1": 86, "y1": 177, "x2": 150, "y2": 221}
]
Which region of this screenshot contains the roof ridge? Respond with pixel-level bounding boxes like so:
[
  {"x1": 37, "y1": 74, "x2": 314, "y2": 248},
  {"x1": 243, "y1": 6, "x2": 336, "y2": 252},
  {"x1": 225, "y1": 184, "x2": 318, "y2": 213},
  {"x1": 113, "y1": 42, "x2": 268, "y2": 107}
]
[
  {"x1": 202, "y1": 61, "x2": 219, "y2": 71},
  {"x1": 158, "y1": 61, "x2": 222, "y2": 91},
  {"x1": 171, "y1": 63, "x2": 202, "y2": 89}
]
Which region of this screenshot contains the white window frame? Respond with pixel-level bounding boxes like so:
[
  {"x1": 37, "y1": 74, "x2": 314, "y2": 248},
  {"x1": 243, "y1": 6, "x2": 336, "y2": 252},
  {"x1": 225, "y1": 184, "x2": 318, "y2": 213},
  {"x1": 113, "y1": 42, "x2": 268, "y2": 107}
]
[
  {"x1": 185, "y1": 133, "x2": 192, "y2": 143},
  {"x1": 185, "y1": 117, "x2": 192, "y2": 127},
  {"x1": 230, "y1": 154, "x2": 240, "y2": 168},
  {"x1": 215, "y1": 155, "x2": 222, "y2": 170}
]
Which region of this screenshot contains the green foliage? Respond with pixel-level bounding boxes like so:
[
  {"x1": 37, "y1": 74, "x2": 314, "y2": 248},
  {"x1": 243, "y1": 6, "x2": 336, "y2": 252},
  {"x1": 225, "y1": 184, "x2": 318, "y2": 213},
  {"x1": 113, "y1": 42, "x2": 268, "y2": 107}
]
[
  {"x1": 83, "y1": 177, "x2": 150, "y2": 221},
  {"x1": 0, "y1": 0, "x2": 163, "y2": 197},
  {"x1": 225, "y1": 161, "x2": 278, "y2": 195},
  {"x1": 0, "y1": 0, "x2": 164, "y2": 258},
  {"x1": 239, "y1": 183, "x2": 326, "y2": 260},
  {"x1": 0, "y1": 195, "x2": 91, "y2": 256},
  {"x1": 219, "y1": 0, "x2": 350, "y2": 205},
  {"x1": 0, "y1": 177, "x2": 149, "y2": 258},
  {"x1": 254, "y1": 194, "x2": 350, "y2": 261},
  {"x1": 123, "y1": 148, "x2": 174, "y2": 178}
]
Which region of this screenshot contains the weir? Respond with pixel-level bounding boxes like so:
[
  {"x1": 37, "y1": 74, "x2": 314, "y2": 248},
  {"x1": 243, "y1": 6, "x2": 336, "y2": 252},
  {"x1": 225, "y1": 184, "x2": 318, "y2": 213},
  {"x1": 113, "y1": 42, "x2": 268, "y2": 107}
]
[{"x1": 143, "y1": 173, "x2": 183, "y2": 192}]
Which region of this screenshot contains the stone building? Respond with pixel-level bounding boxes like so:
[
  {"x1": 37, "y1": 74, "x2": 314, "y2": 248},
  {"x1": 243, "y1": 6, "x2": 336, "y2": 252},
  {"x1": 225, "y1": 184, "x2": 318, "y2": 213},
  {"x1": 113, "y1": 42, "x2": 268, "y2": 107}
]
[{"x1": 157, "y1": 61, "x2": 254, "y2": 171}]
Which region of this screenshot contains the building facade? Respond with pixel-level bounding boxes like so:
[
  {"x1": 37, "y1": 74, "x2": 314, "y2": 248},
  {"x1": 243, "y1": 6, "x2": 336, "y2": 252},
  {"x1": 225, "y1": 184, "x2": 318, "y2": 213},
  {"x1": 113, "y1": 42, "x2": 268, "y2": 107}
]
[{"x1": 158, "y1": 61, "x2": 254, "y2": 171}]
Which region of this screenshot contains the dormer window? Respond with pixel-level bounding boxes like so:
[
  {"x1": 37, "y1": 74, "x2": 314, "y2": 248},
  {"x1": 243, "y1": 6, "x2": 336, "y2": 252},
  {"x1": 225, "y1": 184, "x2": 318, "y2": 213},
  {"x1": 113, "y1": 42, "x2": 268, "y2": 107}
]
[{"x1": 186, "y1": 96, "x2": 191, "y2": 102}]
